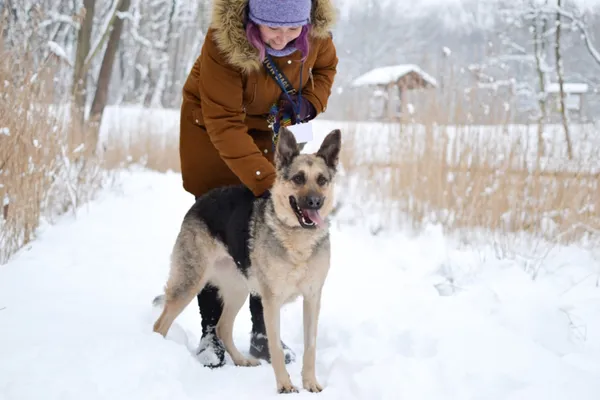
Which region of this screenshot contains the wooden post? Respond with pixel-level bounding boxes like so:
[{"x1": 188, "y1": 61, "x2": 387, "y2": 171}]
[
  {"x1": 398, "y1": 82, "x2": 408, "y2": 123},
  {"x1": 386, "y1": 83, "x2": 394, "y2": 121},
  {"x1": 1, "y1": 190, "x2": 7, "y2": 220}
]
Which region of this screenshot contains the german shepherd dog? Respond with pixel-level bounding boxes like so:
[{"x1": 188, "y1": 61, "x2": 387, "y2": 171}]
[{"x1": 152, "y1": 127, "x2": 342, "y2": 393}]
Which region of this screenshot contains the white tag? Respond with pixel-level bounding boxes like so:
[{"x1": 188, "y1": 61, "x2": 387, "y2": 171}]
[{"x1": 287, "y1": 122, "x2": 313, "y2": 143}]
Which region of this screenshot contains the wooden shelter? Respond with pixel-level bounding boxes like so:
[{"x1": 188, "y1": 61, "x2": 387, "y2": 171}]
[
  {"x1": 351, "y1": 64, "x2": 437, "y2": 121},
  {"x1": 546, "y1": 82, "x2": 589, "y2": 116}
]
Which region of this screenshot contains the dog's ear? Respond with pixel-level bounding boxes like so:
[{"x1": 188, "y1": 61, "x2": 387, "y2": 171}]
[
  {"x1": 275, "y1": 126, "x2": 299, "y2": 169},
  {"x1": 316, "y1": 129, "x2": 341, "y2": 170}
]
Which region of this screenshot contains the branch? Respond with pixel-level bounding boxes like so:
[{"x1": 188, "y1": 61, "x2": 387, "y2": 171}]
[
  {"x1": 545, "y1": 5, "x2": 600, "y2": 67},
  {"x1": 47, "y1": 41, "x2": 73, "y2": 67},
  {"x1": 39, "y1": 11, "x2": 81, "y2": 30}
]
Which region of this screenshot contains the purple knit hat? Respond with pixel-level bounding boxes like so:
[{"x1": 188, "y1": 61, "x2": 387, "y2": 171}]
[{"x1": 248, "y1": 0, "x2": 312, "y2": 27}]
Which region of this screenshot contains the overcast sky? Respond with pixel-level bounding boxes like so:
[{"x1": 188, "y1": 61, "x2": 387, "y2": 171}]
[
  {"x1": 339, "y1": 0, "x2": 600, "y2": 10},
  {"x1": 336, "y1": 0, "x2": 600, "y2": 31}
]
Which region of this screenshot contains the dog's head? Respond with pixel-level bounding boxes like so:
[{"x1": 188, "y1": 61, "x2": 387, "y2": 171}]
[{"x1": 271, "y1": 127, "x2": 341, "y2": 229}]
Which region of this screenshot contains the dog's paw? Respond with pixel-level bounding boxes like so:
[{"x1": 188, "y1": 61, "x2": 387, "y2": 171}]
[
  {"x1": 277, "y1": 381, "x2": 299, "y2": 394},
  {"x1": 302, "y1": 378, "x2": 323, "y2": 393},
  {"x1": 234, "y1": 356, "x2": 261, "y2": 367}
]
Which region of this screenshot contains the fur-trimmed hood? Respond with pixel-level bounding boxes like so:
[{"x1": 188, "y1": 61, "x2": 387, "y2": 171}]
[{"x1": 209, "y1": 0, "x2": 337, "y2": 74}]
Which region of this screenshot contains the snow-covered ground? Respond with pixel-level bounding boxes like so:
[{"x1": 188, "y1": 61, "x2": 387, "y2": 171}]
[{"x1": 1, "y1": 169, "x2": 600, "y2": 399}]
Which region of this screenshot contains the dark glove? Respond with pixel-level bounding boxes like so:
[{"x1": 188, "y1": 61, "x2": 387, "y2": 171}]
[
  {"x1": 276, "y1": 93, "x2": 316, "y2": 125},
  {"x1": 269, "y1": 93, "x2": 317, "y2": 140}
]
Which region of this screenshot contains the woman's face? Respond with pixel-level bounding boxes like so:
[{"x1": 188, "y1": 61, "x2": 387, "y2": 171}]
[{"x1": 258, "y1": 25, "x2": 303, "y2": 50}]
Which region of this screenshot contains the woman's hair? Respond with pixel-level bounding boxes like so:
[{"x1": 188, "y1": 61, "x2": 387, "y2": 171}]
[{"x1": 245, "y1": 21, "x2": 311, "y2": 62}]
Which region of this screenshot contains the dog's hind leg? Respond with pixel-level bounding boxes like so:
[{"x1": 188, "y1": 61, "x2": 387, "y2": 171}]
[
  {"x1": 215, "y1": 278, "x2": 260, "y2": 367},
  {"x1": 153, "y1": 243, "x2": 210, "y2": 337}
]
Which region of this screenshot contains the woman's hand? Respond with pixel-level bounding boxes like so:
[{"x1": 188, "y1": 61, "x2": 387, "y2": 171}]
[{"x1": 277, "y1": 94, "x2": 316, "y2": 125}]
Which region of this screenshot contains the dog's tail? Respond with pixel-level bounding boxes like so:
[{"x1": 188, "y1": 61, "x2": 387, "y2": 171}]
[{"x1": 152, "y1": 294, "x2": 166, "y2": 308}]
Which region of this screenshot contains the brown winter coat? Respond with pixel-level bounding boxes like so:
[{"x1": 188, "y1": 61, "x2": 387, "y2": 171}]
[{"x1": 179, "y1": 0, "x2": 338, "y2": 198}]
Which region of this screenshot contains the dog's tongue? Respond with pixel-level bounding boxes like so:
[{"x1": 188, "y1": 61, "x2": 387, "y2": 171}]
[{"x1": 303, "y1": 209, "x2": 324, "y2": 226}]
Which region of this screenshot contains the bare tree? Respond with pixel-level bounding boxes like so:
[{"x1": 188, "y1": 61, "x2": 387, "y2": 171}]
[
  {"x1": 550, "y1": 2, "x2": 600, "y2": 67},
  {"x1": 109, "y1": 0, "x2": 209, "y2": 108},
  {"x1": 72, "y1": 1, "x2": 95, "y2": 128},
  {"x1": 3, "y1": 0, "x2": 600, "y2": 125},
  {"x1": 554, "y1": 0, "x2": 573, "y2": 159},
  {"x1": 528, "y1": 1, "x2": 551, "y2": 158},
  {"x1": 88, "y1": 0, "x2": 132, "y2": 151},
  {"x1": 148, "y1": 0, "x2": 177, "y2": 108}
]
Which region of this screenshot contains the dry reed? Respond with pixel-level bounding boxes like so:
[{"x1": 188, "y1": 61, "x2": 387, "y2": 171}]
[
  {"x1": 0, "y1": 44, "x2": 104, "y2": 263},
  {"x1": 337, "y1": 82, "x2": 600, "y2": 245}
]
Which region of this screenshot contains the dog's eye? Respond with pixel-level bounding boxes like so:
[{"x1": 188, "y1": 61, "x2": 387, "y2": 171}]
[
  {"x1": 292, "y1": 173, "x2": 305, "y2": 185},
  {"x1": 317, "y1": 175, "x2": 328, "y2": 186}
]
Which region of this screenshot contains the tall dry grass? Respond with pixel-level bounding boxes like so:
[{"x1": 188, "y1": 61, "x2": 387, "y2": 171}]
[
  {"x1": 0, "y1": 39, "x2": 182, "y2": 264},
  {"x1": 0, "y1": 44, "x2": 106, "y2": 263},
  {"x1": 101, "y1": 120, "x2": 180, "y2": 173}
]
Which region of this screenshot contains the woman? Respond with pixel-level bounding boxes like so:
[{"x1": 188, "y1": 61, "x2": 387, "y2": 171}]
[{"x1": 178, "y1": 0, "x2": 338, "y2": 368}]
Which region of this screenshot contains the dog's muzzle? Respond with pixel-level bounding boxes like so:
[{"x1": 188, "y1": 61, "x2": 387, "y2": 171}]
[{"x1": 289, "y1": 195, "x2": 325, "y2": 229}]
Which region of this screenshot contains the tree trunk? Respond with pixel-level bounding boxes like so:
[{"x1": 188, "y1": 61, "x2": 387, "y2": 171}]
[
  {"x1": 88, "y1": 0, "x2": 132, "y2": 153},
  {"x1": 533, "y1": 9, "x2": 548, "y2": 159},
  {"x1": 72, "y1": 0, "x2": 95, "y2": 128},
  {"x1": 555, "y1": 0, "x2": 573, "y2": 160},
  {"x1": 150, "y1": 0, "x2": 177, "y2": 108}
]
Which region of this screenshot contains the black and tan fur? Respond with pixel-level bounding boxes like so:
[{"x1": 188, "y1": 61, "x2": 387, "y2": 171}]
[{"x1": 153, "y1": 127, "x2": 342, "y2": 393}]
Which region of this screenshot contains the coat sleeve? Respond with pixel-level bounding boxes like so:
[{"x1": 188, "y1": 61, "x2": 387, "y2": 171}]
[
  {"x1": 302, "y1": 35, "x2": 338, "y2": 115},
  {"x1": 197, "y1": 30, "x2": 276, "y2": 197}
]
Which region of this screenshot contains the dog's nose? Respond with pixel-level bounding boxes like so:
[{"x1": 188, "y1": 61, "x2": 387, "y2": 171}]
[{"x1": 305, "y1": 196, "x2": 323, "y2": 209}]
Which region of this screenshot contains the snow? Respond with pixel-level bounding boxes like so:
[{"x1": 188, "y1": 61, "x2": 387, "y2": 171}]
[
  {"x1": 47, "y1": 41, "x2": 72, "y2": 67},
  {"x1": 99, "y1": 105, "x2": 179, "y2": 145},
  {"x1": 546, "y1": 83, "x2": 589, "y2": 94},
  {"x1": 351, "y1": 64, "x2": 438, "y2": 88},
  {"x1": 1, "y1": 169, "x2": 600, "y2": 399}
]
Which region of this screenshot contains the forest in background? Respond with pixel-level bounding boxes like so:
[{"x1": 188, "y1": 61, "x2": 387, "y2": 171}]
[{"x1": 2, "y1": 0, "x2": 599, "y2": 127}]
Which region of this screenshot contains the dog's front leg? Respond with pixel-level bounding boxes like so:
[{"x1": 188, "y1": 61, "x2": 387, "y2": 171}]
[
  {"x1": 262, "y1": 296, "x2": 298, "y2": 393},
  {"x1": 301, "y1": 291, "x2": 323, "y2": 393}
]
